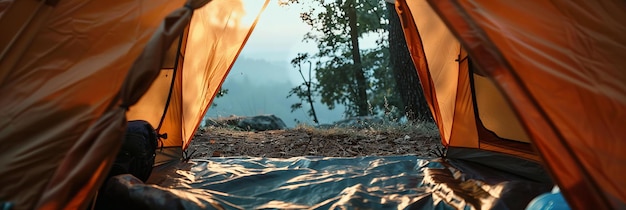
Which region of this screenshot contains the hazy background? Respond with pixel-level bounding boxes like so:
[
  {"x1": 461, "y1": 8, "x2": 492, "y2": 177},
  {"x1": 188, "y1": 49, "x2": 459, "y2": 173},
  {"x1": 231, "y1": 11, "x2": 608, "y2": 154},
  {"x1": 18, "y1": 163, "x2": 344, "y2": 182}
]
[{"x1": 204, "y1": 2, "x2": 349, "y2": 127}]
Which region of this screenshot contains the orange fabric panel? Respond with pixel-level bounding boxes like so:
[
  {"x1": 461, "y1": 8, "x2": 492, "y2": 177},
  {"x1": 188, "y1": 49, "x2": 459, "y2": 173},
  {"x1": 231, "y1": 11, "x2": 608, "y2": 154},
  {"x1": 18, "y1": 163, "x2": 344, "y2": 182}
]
[
  {"x1": 473, "y1": 74, "x2": 531, "y2": 143},
  {"x1": 428, "y1": 0, "x2": 626, "y2": 208},
  {"x1": 394, "y1": 1, "x2": 445, "y2": 146},
  {"x1": 396, "y1": 0, "x2": 479, "y2": 147},
  {"x1": 128, "y1": 67, "x2": 185, "y2": 148},
  {"x1": 448, "y1": 48, "x2": 478, "y2": 148},
  {"x1": 0, "y1": 0, "x2": 185, "y2": 209},
  {"x1": 38, "y1": 111, "x2": 127, "y2": 210},
  {"x1": 179, "y1": 0, "x2": 269, "y2": 149},
  {"x1": 0, "y1": 0, "x2": 14, "y2": 19},
  {"x1": 128, "y1": 26, "x2": 188, "y2": 148},
  {"x1": 37, "y1": 2, "x2": 202, "y2": 209},
  {"x1": 129, "y1": 0, "x2": 269, "y2": 154},
  {"x1": 406, "y1": 0, "x2": 459, "y2": 143},
  {"x1": 0, "y1": 0, "x2": 51, "y2": 84},
  {"x1": 157, "y1": 61, "x2": 185, "y2": 148},
  {"x1": 128, "y1": 70, "x2": 176, "y2": 130}
]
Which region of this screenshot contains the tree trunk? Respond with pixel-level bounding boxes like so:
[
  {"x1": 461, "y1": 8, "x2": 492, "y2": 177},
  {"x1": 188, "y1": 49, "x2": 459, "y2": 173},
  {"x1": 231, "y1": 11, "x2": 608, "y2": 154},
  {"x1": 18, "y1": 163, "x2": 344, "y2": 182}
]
[
  {"x1": 386, "y1": 2, "x2": 432, "y2": 122},
  {"x1": 347, "y1": 0, "x2": 369, "y2": 116}
]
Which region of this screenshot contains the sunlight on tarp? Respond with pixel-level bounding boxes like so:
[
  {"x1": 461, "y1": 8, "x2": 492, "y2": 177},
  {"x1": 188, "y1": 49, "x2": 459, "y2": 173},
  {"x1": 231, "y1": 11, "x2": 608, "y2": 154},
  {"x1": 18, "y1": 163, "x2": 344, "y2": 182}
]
[{"x1": 140, "y1": 156, "x2": 552, "y2": 209}]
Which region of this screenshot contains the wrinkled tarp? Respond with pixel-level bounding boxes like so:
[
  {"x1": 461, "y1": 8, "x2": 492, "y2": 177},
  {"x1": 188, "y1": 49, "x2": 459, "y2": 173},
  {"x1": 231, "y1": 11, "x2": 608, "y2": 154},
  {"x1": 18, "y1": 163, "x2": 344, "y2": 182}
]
[{"x1": 132, "y1": 156, "x2": 553, "y2": 209}]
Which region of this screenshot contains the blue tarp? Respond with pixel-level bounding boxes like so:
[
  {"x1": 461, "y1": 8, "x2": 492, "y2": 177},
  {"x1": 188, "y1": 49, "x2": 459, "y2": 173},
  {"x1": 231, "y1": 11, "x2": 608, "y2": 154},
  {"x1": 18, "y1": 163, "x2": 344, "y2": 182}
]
[
  {"x1": 125, "y1": 155, "x2": 552, "y2": 209},
  {"x1": 178, "y1": 156, "x2": 433, "y2": 209}
]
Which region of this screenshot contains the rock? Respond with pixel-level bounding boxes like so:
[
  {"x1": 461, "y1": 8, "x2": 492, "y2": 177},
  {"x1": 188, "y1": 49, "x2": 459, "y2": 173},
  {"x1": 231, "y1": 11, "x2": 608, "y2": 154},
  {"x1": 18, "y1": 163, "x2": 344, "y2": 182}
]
[
  {"x1": 205, "y1": 115, "x2": 243, "y2": 128},
  {"x1": 237, "y1": 115, "x2": 287, "y2": 131},
  {"x1": 205, "y1": 115, "x2": 287, "y2": 131}
]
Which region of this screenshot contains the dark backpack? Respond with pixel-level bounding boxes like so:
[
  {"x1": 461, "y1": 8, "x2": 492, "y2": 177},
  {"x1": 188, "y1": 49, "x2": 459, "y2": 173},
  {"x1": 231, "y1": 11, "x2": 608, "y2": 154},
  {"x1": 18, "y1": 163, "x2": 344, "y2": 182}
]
[
  {"x1": 94, "y1": 120, "x2": 159, "y2": 210},
  {"x1": 108, "y1": 120, "x2": 158, "y2": 182}
]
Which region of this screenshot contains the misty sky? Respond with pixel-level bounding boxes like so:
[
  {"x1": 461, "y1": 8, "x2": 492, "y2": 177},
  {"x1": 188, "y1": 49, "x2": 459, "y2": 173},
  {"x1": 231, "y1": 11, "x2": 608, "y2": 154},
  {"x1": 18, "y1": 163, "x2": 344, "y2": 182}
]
[{"x1": 205, "y1": 1, "x2": 347, "y2": 127}]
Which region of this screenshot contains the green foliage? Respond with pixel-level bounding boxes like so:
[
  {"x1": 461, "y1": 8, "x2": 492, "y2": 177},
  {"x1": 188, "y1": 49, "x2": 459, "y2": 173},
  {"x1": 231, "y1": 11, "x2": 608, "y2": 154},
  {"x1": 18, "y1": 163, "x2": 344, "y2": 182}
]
[
  {"x1": 211, "y1": 88, "x2": 228, "y2": 107},
  {"x1": 284, "y1": 0, "x2": 403, "y2": 119},
  {"x1": 216, "y1": 88, "x2": 228, "y2": 97},
  {"x1": 361, "y1": 46, "x2": 404, "y2": 120}
]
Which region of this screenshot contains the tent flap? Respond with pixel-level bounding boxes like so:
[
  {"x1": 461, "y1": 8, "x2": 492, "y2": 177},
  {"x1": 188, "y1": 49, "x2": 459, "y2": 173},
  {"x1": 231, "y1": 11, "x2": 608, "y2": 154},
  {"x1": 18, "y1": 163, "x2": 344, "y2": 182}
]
[{"x1": 426, "y1": 0, "x2": 626, "y2": 208}]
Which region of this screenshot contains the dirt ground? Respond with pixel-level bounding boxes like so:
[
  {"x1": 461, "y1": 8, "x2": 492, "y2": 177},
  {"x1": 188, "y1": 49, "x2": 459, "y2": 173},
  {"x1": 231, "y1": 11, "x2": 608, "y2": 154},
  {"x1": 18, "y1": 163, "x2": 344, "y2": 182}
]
[{"x1": 187, "y1": 126, "x2": 442, "y2": 159}]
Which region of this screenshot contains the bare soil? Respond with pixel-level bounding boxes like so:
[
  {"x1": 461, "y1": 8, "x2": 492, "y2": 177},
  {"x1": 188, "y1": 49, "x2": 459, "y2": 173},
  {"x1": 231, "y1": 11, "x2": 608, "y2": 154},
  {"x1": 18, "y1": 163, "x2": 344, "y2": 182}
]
[{"x1": 188, "y1": 126, "x2": 441, "y2": 159}]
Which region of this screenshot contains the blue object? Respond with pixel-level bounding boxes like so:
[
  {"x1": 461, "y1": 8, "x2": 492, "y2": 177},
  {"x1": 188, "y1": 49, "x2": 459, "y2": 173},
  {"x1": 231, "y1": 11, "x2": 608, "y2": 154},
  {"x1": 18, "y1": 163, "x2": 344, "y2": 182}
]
[
  {"x1": 526, "y1": 187, "x2": 571, "y2": 210},
  {"x1": 1, "y1": 202, "x2": 13, "y2": 210}
]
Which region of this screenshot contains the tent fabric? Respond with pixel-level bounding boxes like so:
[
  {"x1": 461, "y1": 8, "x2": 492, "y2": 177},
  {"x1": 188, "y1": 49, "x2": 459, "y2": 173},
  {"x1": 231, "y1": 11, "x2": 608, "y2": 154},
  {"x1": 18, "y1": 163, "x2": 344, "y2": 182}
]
[
  {"x1": 1, "y1": 0, "x2": 624, "y2": 209},
  {"x1": 394, "y1": 0, "x2": 538, "y2": 161},
  {"x1": 396, "y1": 0, "x2": 467, "y2": 147},
  {"x1": 0, "y1": 0, "x2": 195, "y2": 208},
  {"x1": 0, "y1": 0, "x2": 53, "y2": 84},
  {"x1": 0, "y1": 0, "x2": 268, "y2": 208},
  {"x1": 472, "y1": 74, "x2": 531, "y2": 143},
  {"x1": 128, "y1": 0, "x2": 270, "y2": 154},
  {"x1": 418, "y1": 0, "x2": 626, "y2": 209},
  {"x1": 37, "y1": 1, "x2": 205, "y2": 208}
]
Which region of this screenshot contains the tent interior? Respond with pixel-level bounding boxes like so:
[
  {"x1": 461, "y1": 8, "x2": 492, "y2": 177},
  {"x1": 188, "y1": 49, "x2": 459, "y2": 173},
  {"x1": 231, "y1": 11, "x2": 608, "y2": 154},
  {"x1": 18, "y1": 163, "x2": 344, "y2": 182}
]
[{"x1": 0, "y1": 0, "x2": 624, "y2": 209}]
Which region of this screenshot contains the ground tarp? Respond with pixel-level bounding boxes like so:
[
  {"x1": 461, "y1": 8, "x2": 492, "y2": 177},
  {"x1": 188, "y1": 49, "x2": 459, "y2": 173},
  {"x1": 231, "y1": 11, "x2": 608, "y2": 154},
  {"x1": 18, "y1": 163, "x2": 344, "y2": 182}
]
[{"x1": 110, "y1": 155, "x2": 556, "y2": 209}]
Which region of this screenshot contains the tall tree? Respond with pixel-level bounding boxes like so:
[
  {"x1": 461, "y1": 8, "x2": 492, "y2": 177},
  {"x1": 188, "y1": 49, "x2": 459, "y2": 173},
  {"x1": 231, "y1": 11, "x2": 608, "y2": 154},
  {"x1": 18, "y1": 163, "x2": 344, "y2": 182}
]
[
  {"x1": 285, "y1": 0, "x2": 401, "y2": 118},
  {"x1": 386, "y1": 2, "x2": 432, "y2": 122},
  {"x1": 344, "y1": 0, "x2": 368, "y2": 116}
]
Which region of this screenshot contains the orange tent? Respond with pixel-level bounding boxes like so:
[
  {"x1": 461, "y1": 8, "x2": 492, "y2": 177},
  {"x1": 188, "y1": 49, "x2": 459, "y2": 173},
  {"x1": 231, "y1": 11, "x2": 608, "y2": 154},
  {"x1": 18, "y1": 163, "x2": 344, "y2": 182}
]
[
  {"x1": 0, "y1": 0, "x2": 268, "y2": 209},
  {"x1": 0, "y1": 0, "x2": 624, "y2": 209},
  {"x1": 396, "y1": 0, "x2": 626, "y2": 209}
]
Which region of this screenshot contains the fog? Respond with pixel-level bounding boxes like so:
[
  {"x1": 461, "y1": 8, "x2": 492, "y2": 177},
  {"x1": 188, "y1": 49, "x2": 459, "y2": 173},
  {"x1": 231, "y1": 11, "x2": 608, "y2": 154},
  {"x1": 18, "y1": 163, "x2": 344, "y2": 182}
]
[
  {"x1": 204, "y1": 2, "x2": 360, "y2": 127},
  {"x1": 204, "y1": 57, "x2": 347, "y2": 127}
]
